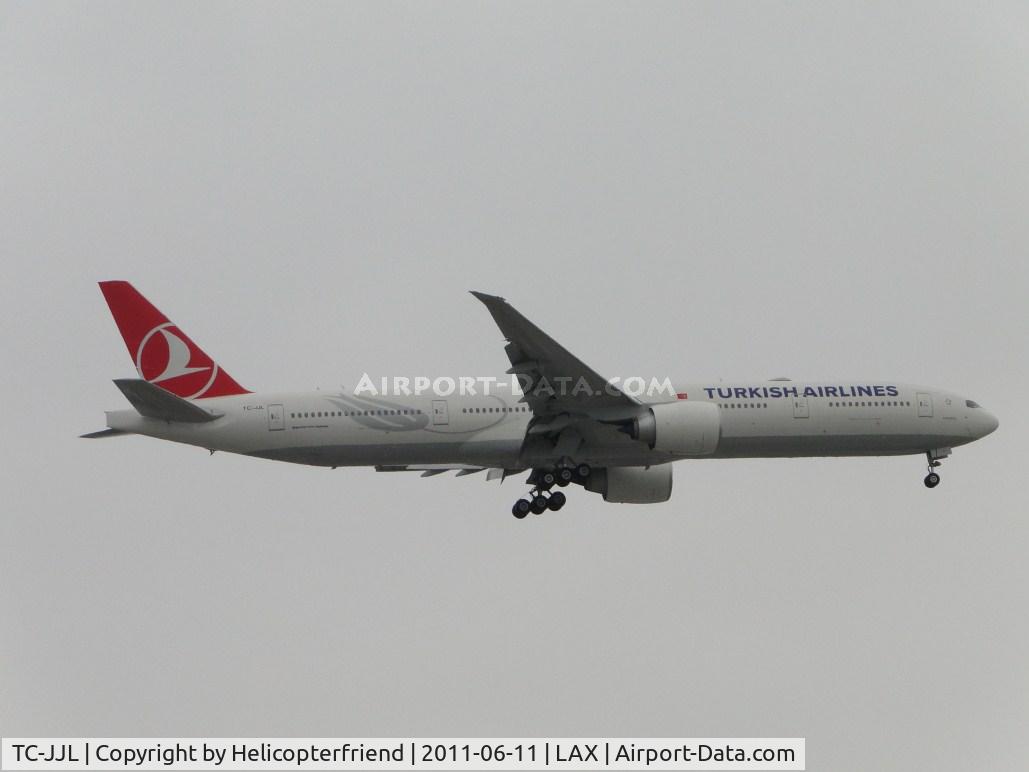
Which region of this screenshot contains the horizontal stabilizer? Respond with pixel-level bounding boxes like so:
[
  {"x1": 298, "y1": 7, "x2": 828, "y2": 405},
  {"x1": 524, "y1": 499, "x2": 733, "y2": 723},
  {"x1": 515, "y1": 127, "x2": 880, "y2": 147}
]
[
  {"x1": 114, "y1": 378, "x2": 222, "y2": 423},
  {"x1": 79, "y1": 428, "x2": 129, "y2": 439}
]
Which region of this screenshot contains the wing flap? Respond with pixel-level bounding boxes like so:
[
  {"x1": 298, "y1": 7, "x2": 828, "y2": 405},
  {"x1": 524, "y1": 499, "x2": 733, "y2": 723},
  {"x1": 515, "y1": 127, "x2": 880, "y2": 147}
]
[{"x1": 375, "y1": 464, "x2": 510, "y2": 480}]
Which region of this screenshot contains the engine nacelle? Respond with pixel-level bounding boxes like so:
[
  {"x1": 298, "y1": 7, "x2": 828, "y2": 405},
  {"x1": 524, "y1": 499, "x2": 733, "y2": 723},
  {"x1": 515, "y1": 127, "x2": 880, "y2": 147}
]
[
  {"x1": 585, "y1": 465, "x2": 673, "y2": 503},
  {"x1": 631, "y1": 401, "x2": 720, "y2": 456}
]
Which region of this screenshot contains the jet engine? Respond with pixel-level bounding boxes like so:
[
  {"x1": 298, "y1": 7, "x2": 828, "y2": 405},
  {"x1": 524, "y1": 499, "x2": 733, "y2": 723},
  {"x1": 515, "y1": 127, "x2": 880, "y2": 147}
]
[
  {"x1": 628, "y1": 401, "x2": 720, "y2": 456},
  {"x1": 585, "y1": 464, "x2": 673, "y2": 503}
]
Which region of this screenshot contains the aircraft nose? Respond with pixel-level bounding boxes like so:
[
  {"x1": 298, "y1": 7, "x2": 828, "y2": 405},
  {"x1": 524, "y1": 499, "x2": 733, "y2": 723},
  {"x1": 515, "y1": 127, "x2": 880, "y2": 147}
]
[{"x1": 982, "y1": 410, "x2": 999, "y2": 437}]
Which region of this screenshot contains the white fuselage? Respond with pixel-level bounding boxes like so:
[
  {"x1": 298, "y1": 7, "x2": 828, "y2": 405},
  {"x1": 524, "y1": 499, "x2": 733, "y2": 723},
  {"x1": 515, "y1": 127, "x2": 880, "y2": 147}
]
[{"x1": 106, "y1": 380, "x2": 999, "y2": 470}]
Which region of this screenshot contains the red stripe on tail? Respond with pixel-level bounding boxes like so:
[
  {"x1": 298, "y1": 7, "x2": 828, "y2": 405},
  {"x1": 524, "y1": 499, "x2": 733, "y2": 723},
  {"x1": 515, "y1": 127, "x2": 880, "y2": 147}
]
[{"x1": 99, "y1": 281, "x2": 249, "y2": 399}]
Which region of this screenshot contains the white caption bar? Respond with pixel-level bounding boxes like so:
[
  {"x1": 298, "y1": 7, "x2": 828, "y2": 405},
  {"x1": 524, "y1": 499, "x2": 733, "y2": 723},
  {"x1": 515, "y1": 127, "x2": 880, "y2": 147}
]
[{"x1": 2, "y1": 738, "x2": 803, "y2": 771}]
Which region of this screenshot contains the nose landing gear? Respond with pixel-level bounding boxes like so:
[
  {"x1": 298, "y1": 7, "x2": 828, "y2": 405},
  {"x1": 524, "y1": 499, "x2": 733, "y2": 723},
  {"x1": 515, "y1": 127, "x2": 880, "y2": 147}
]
[{"x1": 923, "y1": 448, "x2": 950, "y2": 489}]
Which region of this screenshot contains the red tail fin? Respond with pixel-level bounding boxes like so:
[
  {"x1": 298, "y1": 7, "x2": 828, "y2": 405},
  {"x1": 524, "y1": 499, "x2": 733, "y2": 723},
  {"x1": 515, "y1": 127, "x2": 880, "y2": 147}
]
[{"x1": 99, "y1": 281, "x2": 249, "y2": 399}]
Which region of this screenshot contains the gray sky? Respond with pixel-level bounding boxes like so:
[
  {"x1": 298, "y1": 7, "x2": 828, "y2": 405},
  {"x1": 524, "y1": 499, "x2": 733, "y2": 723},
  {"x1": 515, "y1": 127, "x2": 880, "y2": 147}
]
[{"x1": 2, "y1": 3, "x2": 1028, "y2": 770}]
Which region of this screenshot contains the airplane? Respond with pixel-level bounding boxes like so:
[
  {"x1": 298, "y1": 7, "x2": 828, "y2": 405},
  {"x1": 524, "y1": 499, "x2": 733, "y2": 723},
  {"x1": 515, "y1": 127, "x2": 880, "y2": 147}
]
[{"x1": 84, "y1": 281, "x2": 999, "y2": 518}]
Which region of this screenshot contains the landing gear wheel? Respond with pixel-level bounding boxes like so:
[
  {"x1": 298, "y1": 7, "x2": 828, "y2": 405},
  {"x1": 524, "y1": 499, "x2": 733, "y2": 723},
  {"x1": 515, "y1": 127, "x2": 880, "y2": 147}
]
[
  {"x1": 547, "y1": 491, "x2": 567, "y2": 511},
  {"x1": 530, "y1": 495, "x2": 549, "y2": 515},
  {"x1": 924, "y1": 472, "x2": 941, "y2": 488},
  {"x1": 575, "y1": 463, "x2": 591, "y2": 480},
  {"x1": 512, "y1": 499, "x2": 531, "y2": 518},
  {"x1": 557, "y1": 468, "x2": 574, "y2": 485},
  {"x1": 540, "y1": 471, "x2": 556, "y2": 488}
]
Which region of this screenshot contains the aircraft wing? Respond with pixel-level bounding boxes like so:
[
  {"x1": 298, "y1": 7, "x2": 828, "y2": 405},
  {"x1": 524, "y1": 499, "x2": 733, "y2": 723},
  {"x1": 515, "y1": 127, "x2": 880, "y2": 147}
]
[{"x1": 471, "y1": 291, "x2": 639, "y2": 417}]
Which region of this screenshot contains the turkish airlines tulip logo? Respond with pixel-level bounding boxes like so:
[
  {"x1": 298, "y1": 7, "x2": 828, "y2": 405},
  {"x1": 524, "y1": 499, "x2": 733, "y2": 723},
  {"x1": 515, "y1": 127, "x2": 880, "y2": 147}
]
[{"x1": 135, "y1": 322, "x2": 219, "y2": 398}]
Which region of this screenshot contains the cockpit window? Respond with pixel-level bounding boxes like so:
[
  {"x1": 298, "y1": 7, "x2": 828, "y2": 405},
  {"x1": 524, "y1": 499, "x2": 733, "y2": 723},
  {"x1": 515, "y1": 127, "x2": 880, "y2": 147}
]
[{"x1": 966, "y1": 400, "x2": 981, "y2": 408}]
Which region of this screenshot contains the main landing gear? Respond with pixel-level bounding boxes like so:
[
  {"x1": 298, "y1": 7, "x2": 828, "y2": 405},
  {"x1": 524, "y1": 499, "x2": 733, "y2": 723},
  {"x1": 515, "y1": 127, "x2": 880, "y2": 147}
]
[
  {"x1": 923, "y1": 449, "x2": 949, "y2": 489},
  {"x1": 510, "y1": 464, "x2": 591, "y2": 518},
  {"x1": 510, "y1": 490, "x2": 566, "y2": 518}
]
